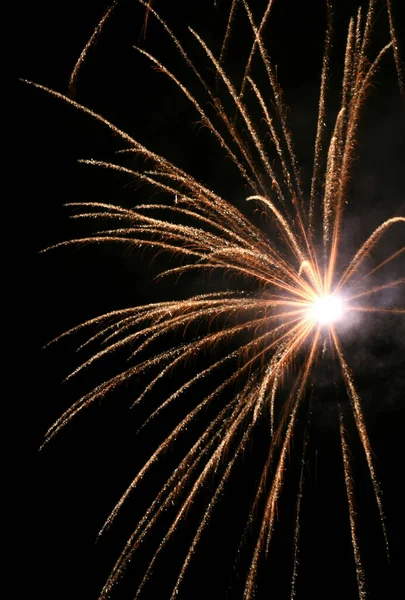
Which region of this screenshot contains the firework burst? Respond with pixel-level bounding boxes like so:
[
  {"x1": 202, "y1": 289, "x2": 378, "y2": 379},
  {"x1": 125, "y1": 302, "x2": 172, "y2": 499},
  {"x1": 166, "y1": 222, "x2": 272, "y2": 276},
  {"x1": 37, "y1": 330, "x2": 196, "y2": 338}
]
[{"x1": 31, "y1": 1, "x2": 404, "y2": 598}]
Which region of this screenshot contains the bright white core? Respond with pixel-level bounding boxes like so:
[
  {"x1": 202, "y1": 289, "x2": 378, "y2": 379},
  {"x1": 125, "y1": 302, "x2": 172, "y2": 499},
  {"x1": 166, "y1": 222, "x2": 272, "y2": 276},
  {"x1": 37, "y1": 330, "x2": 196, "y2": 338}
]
[{"x1": 312, "y1": 295, "x2": 343, "y2": 324}]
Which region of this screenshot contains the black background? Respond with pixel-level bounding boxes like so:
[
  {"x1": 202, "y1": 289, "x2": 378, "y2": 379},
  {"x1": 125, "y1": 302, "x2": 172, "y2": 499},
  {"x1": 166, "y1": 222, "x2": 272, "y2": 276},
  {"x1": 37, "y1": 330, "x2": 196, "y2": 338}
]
[{"x1": 19, "y1": 1, "x2": 404, "y2": 599}]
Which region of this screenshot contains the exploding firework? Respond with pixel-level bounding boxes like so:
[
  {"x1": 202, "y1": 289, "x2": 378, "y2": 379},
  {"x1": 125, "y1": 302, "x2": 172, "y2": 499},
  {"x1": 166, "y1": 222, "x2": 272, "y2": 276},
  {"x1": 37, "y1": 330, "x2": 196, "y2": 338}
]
[{"x1": 30, "y1": 1, "x2": 404, "y2": 598}]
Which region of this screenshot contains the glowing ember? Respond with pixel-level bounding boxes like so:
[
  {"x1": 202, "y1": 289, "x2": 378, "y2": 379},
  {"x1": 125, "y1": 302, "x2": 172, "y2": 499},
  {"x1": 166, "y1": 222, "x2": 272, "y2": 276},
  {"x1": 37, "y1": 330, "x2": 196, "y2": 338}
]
[{"x1": 312, "y1": 295, "x2": 343, "y2": 324}]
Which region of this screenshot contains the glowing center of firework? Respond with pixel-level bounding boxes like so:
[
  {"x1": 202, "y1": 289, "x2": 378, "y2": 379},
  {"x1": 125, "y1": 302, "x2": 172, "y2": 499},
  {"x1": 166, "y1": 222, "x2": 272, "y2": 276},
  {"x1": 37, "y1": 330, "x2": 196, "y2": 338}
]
[{"x1": 312, "y1": 295, "x2": 343, "y2": 324}]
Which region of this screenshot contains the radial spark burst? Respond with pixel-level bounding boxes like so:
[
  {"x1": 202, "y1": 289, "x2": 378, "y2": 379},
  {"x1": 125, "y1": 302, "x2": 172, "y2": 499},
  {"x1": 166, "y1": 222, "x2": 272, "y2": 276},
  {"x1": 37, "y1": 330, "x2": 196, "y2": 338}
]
[{"x1": 33, "y1": 1, "x2": 404, "y2": 598}]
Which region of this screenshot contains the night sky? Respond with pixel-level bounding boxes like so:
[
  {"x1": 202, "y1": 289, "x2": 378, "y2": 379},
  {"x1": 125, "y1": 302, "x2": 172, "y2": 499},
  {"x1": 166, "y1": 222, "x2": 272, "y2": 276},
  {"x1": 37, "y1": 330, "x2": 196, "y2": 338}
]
[{"x1": 20, "y1": 1, "x2": 404, "y2": 599}]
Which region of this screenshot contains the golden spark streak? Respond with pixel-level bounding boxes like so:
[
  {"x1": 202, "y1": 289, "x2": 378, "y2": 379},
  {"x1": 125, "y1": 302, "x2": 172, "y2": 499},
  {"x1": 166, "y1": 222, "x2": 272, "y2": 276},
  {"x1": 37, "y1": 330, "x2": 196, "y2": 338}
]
[
  {"x1": 387, "y1": 0, "x2": 405, "y2": 99},
  {"x1": 290, "y1": 423, "x2": 309, "y2": 600},
  {"x1": 69, "y1": 2, "x2": 118, "y2": 95},
  {"x1": 339, "y1": 408, "x2": 367, "y2": 600},
  {"x1": 332, "y1": 329, "x2": 390, "y2": 557}
]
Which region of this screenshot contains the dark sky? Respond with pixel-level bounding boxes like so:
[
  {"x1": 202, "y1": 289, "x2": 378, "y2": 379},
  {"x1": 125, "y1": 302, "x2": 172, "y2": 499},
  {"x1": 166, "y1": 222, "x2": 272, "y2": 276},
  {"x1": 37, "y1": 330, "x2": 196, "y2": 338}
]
[{"x1": 20, "y1": 1, "x2": 404, "y2": 599}]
